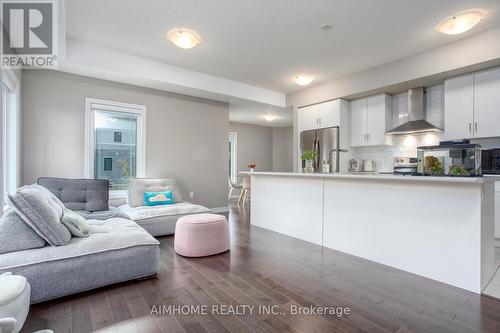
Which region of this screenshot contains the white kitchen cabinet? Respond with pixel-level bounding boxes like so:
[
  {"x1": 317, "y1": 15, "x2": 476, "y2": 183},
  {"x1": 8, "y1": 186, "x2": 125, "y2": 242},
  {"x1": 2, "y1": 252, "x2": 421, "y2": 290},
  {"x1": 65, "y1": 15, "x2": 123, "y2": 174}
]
[
  {"x1": 298, "y1": 104, "x2": 320, "y2": 132},
  {"x1": 318, "y1": 100, "x2": 341, "y2": 128},
  {"x1": 350, "y1": 94, "x2": 391, "y2": 147},
  {"x1": 350, "y1": 98, "x2": 367, "y2": 146},
  {"x1": 444, "y1": 67, "x2": 500, "y2": 140},
  {"x1": 298, "y1": 100, "x2": 339, "y2": 131},
  {"x1": 443, "y1": 75, "x2": 474, "y2": 140},
  {"x1": 474, "y1": 67, "x2": 500, "y2": 139},
  {"x1": 298, "y1": 99, "x2": 347, "y2": 131},
  {"x1": 297, "y1": 99, "x2": 351, "y2": 173}
]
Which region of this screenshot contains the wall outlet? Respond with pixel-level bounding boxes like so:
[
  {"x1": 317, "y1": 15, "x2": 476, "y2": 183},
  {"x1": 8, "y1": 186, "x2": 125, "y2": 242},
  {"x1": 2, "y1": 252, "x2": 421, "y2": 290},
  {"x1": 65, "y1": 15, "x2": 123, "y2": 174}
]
[{"x1": 189, "y1": 192, "x2": 194, "y2": 199}]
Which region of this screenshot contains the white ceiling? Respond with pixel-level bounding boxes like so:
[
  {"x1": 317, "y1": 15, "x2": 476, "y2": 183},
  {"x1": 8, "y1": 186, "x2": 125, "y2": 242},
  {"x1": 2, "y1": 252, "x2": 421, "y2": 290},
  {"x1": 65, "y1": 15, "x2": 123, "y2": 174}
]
[
  {"x1": 66, "y1": 0, "x2": 500, "y2": 94},
  {"x1": 229, "y1": 101, "x2": 292, "y2": 127}
]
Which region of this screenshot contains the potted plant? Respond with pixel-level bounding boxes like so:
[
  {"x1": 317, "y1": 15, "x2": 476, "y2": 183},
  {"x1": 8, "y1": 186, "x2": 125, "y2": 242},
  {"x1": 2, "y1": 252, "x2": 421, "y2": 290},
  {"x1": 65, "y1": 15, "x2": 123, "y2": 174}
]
[
  {"x1": 301, "y1": 150, "x2": 317, "y2": 173},
  {"x1": 248, "y1": 163, "x2": 256, "y2": 172}
]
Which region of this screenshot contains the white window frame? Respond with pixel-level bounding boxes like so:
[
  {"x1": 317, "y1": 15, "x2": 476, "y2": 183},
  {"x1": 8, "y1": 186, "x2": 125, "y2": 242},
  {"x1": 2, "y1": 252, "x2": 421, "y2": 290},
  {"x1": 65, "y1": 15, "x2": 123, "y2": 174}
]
[
  {"x1": 2, "y1": 68, "x2": 20, "y2": 212},
  {"x1": 229, "y1": 132, "x2": 238, "y2": 184},
  {"x1": 84, "y1": 98, "x2": 146, "y2": 197}
]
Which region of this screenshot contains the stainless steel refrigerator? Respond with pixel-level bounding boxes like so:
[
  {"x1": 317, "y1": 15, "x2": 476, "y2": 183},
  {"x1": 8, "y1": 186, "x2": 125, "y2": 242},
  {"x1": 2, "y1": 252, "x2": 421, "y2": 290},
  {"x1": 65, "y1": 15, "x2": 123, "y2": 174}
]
[{"x1": 300, "y1": 126, "x2": 346, "y2": 173}]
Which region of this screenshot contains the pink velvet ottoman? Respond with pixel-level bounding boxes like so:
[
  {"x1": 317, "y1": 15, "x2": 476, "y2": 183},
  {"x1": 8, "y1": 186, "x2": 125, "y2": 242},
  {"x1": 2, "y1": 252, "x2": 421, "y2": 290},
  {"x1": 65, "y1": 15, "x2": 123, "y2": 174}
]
[{"x1": 174, "y1": 213, "x2": 230, "y2": 257}]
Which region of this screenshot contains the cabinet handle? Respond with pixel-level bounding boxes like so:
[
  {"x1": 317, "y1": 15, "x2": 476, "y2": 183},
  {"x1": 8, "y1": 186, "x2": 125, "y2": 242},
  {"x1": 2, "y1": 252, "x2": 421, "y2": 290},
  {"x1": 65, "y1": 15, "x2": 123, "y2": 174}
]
[
  {"x1": 475, "y1": 122, "x2": 478, "y2": 133},
  {"x1": 367, "y1": 133, "x2": 370, "y2": 141},
  {"x1": 469, "y1": 122, "x2": 472, "y2": 133}
]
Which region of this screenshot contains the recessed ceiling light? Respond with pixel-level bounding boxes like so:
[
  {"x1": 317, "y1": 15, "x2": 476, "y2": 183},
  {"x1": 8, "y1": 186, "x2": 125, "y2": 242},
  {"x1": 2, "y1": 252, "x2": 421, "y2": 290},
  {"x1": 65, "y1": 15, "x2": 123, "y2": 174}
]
[
  {"x1": 436, "y1": 9, "x2": 485, "y2": 35},
  {"x1": 264, "y1": 115, "x2": 276, "y2": 122},
  {"x1": 293, "y1": 74, "x2": 315, "y2": 86},
  {"x1": 321, "y1": 23, "x2": 333, "y2": 31},
  {"x1": 167, "y1": 28, "x2": 202, "y2": 49}
]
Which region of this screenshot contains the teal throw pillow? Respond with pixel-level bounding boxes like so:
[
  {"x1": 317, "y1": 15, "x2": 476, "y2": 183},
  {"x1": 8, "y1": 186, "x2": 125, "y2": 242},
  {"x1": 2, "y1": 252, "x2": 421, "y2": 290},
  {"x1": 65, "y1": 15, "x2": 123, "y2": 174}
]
[{"x1": 144, "y1": 191, "x2": 174, "y2": 206}]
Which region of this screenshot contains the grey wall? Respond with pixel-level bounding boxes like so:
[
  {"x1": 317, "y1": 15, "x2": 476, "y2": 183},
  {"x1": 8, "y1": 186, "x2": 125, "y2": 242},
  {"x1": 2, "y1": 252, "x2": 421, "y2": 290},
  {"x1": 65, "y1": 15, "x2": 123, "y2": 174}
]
[
  {"x1": 22, "y1": 70, "x2": 229, "y2": 208},
  {"x1": 272, "y1": 127, "x2": 293, "y2": 172},
  {"x1": 228, "y1": 122, "x2": 293, "y2": 174},
  {"x1": 229, "y1": 122, "x2": 273, "y2": 172}
]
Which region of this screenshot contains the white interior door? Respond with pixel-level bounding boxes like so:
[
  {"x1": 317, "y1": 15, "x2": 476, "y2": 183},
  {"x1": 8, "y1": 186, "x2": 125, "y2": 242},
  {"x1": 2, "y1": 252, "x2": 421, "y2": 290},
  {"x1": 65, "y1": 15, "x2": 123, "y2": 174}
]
[
  {"x1": 443, "y1": 75, "x2": 474, "y2": 140},
  {"x1": 473, "y1": 68, "x2": 500, "y2": 139}
]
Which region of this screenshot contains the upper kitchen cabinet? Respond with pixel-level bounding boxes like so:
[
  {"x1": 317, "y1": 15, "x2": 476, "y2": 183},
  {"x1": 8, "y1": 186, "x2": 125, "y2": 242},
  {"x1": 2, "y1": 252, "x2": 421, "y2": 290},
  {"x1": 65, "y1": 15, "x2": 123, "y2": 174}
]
[
  {"x1": 298, "y1": 99, "x2": 349, "y2": 132},
  {"x1": 350, "y1": 94, "x2": 392, "y2": 147},
  {"x1": 298, "y1": 103, "x2": 320, "y2": 132},
  {"x1": 474, "y1": 67, "x2": 500, "y2": 139},
  {"x1": 350, "y1": 98, "x2": 367, "y2": 146},
  {"x1": 443, "y1": 75, "x2": 474, "y2": 140},
  {"x1": 444, "y1": 67, "x2": 500, "y2": 140}
]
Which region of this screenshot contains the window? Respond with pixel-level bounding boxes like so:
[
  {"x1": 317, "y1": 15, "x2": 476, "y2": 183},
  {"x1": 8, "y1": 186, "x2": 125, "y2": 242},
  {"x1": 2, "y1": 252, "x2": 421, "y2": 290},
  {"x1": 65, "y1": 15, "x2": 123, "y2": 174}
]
[
  {"x1": 85, "y1": 98, "x2": 146, "y2": 192},
  {"x1": 113, "y1": 131, "x2": 122, "y2": 143},
  {"x1": 1, "y1": 69, "x2": 20, "y2": 209},
  {"x1": 228, "y1": 132, "x2": 237, "y2": 183},
  {"x1": 103, "y1": 157, "x2": 113, "y2": 171}
]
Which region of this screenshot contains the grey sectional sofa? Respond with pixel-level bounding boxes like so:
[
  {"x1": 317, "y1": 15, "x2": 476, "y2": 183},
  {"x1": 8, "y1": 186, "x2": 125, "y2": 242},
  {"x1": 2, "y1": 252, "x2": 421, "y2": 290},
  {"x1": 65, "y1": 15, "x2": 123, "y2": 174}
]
[{"x1": 0, "y1": 178, "x2": 160, "y2": 304}]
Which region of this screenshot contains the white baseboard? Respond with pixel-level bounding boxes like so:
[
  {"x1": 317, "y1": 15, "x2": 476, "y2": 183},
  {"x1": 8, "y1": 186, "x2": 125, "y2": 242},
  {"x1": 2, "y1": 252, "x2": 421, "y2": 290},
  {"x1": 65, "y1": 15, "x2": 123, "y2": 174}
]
[{"x1": 210, "y1": 206, "x2": 230, "y2": 213}]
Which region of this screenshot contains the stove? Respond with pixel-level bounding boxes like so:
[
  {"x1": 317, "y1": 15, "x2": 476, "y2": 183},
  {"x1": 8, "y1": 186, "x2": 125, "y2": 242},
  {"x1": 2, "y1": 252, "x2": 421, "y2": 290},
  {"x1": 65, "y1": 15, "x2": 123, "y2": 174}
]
[{"x1": 392, "y1": 157, "x2": 418, "y2": 175}]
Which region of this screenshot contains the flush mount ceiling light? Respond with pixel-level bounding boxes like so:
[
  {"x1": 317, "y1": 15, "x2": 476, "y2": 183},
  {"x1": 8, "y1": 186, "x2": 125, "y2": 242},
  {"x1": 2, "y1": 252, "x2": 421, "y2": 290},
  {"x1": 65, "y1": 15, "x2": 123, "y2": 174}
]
[
  {"x1": 264, "y1": 115, "x2": 277, "y2": 122},
  {"x1": 321, "y1": 23, "x2": 333, "y2": 31},
  {"x1": 167, "y1": 28, "x2": 202, "y2": 49},
  {"x1": 293, "y1": 74, "x2": 315, "y2": 86},
  {"x1": 436, "y1": 9, "x2": 485, "y2": 35}
]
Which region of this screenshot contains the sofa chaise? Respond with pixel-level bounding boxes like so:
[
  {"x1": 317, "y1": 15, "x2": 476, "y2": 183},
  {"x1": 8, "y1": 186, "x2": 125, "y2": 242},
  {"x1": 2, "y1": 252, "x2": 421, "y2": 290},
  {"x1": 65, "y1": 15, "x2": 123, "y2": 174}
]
[
  {"x1": 0, "y1": 178, "x2": 160, "y2": 304},
  {"x1": 118, "y1": 178, "x2": 211, "y2": 236}
]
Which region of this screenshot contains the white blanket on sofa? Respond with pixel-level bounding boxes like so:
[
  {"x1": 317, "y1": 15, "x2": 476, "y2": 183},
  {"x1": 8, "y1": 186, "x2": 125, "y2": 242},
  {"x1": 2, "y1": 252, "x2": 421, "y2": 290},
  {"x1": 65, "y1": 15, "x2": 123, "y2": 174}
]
[{"x1": 119, "y1": 202, "x2": 210, "y2": 221}]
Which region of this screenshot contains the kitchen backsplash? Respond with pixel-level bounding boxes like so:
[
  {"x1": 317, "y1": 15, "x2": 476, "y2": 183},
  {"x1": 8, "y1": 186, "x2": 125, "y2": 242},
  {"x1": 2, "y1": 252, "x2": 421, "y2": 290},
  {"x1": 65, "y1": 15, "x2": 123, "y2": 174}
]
[{"x1": 352, "y1": 84, "x2": 500, "y2": 172}]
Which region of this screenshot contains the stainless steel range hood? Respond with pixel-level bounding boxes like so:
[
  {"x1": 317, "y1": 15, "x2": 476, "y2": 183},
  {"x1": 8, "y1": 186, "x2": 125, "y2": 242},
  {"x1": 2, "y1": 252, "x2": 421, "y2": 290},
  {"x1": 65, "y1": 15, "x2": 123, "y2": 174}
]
[{"x1": 386, "y1": 87, "x2": 442, "y2": 135}]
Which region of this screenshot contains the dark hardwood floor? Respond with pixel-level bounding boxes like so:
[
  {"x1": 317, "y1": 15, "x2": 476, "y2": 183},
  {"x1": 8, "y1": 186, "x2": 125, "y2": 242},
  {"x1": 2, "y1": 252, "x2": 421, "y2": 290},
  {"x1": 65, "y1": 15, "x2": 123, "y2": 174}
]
[{"x1": 23, "y1": 203, "x2": 500, "y2": 333}]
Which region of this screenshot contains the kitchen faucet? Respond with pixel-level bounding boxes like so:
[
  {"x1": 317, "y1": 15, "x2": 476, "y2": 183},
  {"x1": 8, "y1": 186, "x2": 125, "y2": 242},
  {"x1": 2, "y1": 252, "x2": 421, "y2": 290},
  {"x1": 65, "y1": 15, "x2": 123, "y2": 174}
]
[{"x1": 328, "y1": 147, "x2": 349, "y2": 173}]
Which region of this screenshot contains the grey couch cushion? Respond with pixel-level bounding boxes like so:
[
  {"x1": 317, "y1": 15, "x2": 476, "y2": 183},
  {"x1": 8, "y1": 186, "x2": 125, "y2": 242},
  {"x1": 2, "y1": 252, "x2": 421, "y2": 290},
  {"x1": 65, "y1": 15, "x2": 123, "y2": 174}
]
[
  {"x1": 7, "y1": 184, "x2": 71, "y2": 246},
  {"x1": 38, "y1": 177, "x2": 109, "y2": 212},
  {"x1": 75, "y1": 206, "x2": 129, "y2": 220},
  {"x1": 127, "y1": 178, "x2": 183, "y2": 207},
  {"x1": 0, "y1": 217, "x2": 160, "y2": 303},
  {"x1": 0, "y1": 210, "x2": 46, "y2": 254}
]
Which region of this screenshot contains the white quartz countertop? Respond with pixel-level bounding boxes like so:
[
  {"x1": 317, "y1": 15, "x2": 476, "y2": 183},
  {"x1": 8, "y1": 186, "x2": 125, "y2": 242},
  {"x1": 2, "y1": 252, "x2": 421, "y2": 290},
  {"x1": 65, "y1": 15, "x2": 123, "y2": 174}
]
[{"x1": 240, "y1": 171, "x2": 498, "y2": 184}]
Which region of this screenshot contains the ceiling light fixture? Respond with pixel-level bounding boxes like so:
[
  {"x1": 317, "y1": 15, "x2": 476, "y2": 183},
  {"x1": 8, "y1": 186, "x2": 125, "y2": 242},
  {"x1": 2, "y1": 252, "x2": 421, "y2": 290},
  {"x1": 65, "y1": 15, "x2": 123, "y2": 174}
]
[
  {"x1": 321, "y1": 23, "x2": 333, "y2": 31},
  {"x1": 264, "y1": 115, "x2": 276, "y2": 122},
  {"x1": 167, "y1": 28, "x2": 202, "y2": 49},
  {"x1": 293, "y1": 74, "x2": 315, "y2": 86},
  {"x1": 436, "y1": 9, "x2": 485, "y2": 35}
]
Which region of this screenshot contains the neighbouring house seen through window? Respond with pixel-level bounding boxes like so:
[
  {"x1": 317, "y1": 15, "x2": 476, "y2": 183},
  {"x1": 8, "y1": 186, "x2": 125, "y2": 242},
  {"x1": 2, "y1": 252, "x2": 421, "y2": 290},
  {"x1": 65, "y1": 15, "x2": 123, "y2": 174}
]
[
  {"x1": 94, "y1": 111, "x2": 137, "y2": 190},
  {"x1": 85, "y1": 98, "x2": 146, "y2": 192},
  {"x1": 103, "y1": 157, "x2": 113, "y2": 171},
  {"x1": 114, "y1": 131, "x2": 122, "y2": 143}
]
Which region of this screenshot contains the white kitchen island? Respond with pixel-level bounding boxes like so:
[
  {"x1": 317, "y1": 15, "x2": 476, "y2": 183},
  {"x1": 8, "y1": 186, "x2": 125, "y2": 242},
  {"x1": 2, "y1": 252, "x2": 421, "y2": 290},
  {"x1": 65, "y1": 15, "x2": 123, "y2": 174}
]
[{"x1": 242, "y1": 171, "x2": 498, "y2": 294}]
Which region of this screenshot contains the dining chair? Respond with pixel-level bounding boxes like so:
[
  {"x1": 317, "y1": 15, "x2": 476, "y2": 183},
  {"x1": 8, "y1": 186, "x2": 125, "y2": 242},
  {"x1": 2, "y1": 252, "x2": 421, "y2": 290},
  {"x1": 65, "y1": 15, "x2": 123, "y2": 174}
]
[
  {"x1": 228, "y1": 177, "x2": 243, "y2": 200},
  {"x1": 238, "y1": 176, "x2": 251, "y2": 206}
]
